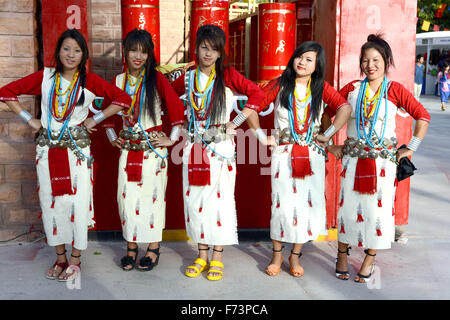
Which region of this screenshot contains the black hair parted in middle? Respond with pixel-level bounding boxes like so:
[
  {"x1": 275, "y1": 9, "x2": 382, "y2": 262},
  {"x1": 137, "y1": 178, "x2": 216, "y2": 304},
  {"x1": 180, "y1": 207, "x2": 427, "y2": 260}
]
[
  {"x1": 277, "y1": 41, "x2": 326, "y2": 123},
  {"x1": 53, "y1": 29, "x2": 89, "y2": 106},
  {"x1": 123, "y1": 28, "x2": 158, "y2": 124},
  {"x1": 195, "y1": 24, "x2": 229, "y2": 125}
]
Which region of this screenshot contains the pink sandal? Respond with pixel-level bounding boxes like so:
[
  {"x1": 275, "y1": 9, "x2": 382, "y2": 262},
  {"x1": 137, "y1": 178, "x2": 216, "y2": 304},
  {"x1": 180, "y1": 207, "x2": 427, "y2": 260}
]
[
  {"x1": 58, "y1": 253, "x2": 81, "y2": 282},
  {"x1": 46, "y1": 250, "x2": 68, "y2": 280}
]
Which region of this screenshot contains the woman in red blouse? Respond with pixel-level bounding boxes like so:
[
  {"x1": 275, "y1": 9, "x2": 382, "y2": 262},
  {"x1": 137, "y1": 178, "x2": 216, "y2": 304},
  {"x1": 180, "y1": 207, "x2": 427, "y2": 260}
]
[
  {"x1": 0, "y1": 29, "x2": 131, "y2": 281},
  {"x1": 169, "y1": 24, "x2": 270, "y2": 281},
  {"x1": 260, "y1": 41, "x2": 351, "y2": 278},
  {"x1": 104, "y1": 29, "x2": 185, "y2": 272},
  {"x1": 324, "y1": 34, "x2": 430, "y2": 283}
]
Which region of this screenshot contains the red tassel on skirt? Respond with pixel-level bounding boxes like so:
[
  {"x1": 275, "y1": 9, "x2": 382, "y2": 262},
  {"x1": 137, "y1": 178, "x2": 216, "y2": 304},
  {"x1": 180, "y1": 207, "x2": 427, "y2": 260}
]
[
  {"x1": 357, "y1": 213, "x2": 364, "y2": 223},
  {"x1": 291, "y1": 144, "x2": 313, "y2": 179},
  {"x1": 353, "y1": 158, "x2": 377, "y2": 194},
  {"x1": 188, "y1": 144, "x2": 210, "y2": 186},
  {"x1": 48, "y1": 148, "x2": 74, "y2": 197},
  {"x1": 125, "y1": 150, "x2": 144, "y2": 182}
]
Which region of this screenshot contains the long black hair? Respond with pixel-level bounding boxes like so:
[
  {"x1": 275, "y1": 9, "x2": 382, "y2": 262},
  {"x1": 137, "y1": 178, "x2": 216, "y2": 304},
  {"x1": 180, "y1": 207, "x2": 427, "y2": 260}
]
[
  {"x1": 277, "y1": 41, "x2": 326, "y2": 123},
  {"x1": 53, "y1": 29, "x2": 89, "y2": 106},
  {"x1": 359, "y1": 33, "x2": 395, "y2": 76},
  {"x1": 123, "y1": 28, "x2": 158, "y2": 124},
  {"x1": 195, "y1": 24, "x2": 228, "y2": 125}
]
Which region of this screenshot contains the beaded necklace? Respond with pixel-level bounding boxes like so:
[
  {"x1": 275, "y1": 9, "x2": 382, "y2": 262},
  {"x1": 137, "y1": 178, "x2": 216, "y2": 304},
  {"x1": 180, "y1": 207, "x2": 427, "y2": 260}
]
[
  {"x1": 189, "y1": 67, "x2": 216, "y2": 119},
  {"x1": 124, "y1": 70, "x2": 168, "y2": 161},
  {"x1": 288, "y1": 81, "x2": 313, "y2": 144},
  {"x1": 47, "y1": 71, "x2": 92, "y2": 162},
  {"x1": 53, "y1": 71, "x2": 80, "y2": 121},
  {"x1": 355, "y1": 76, "x2": 388, "y2": 148},
  {"x1": 187, "y1": 68, "x2": 235, "y2": 160},
  {"x1": 122, "y1": 67, "x2": 145, "y2": 124}
]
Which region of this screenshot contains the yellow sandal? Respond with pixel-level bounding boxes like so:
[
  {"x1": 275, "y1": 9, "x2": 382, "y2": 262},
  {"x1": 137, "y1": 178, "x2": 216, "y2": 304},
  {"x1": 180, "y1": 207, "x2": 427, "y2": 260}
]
[
  {"x1": 206, "y1": 261, "x2": 224, "y2": 281},
  {"x1": 185, "y1": 258, "x2": 208, "y2": 277},
  {"x1": 185, "y1": 247, "x2": 209, "y2": 278}
]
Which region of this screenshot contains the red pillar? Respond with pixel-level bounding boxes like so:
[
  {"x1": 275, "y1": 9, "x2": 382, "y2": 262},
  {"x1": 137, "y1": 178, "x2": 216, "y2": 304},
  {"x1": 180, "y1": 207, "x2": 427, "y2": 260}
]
[
  {"x1": 121, "y1": 0, "x2": 161, "y2": 63},
  {"x1": 229, "y1": 19, "x2": 246, "y2": 74},
  {"x1": 257, "y1": 3, "x2": 296, "y2": 83},
  {"x1": 41, "y1": 0, "x2": 90, "y2": 69},
  {"x1": 295, "y1": 0, "x2": 313, "y2": 46}
]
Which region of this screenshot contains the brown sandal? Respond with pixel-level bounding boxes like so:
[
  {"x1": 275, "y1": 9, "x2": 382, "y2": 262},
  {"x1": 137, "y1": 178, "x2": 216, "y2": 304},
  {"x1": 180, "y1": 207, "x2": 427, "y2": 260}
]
[
  {"x1": 265, "y1": 247, "x2": 283, "y2": 276},
  {"x1": 289, "y1": 250, "x2": 304, "y2": 278}
]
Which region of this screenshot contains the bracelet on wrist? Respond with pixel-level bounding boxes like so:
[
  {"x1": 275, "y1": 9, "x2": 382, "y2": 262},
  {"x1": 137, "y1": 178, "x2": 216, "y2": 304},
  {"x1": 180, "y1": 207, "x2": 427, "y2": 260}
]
[
  {"x1": 323, "y1": 124, "x2": 336, "y2": 138},
  {"x1": 232, "y1": 112, "x2": 248, "y2": 127},
  {"x1": 255, "y1": 128, "x2": 267, "y2": 142},
  {"x1": 407, "y1": 136, "x2": 422, "y2": 152},
  {"x1": 169, "y1": 126, "x2": 181, "y2": 142},
  {"x1": 18, "y1": 110, "x2": 32, "y2": 124},
  {"x1": 93, "y1": 111, "x2": 106, "y2": 124},
  {"x1": 106, "y1": 128, "x2": 118, "y2": 143}
]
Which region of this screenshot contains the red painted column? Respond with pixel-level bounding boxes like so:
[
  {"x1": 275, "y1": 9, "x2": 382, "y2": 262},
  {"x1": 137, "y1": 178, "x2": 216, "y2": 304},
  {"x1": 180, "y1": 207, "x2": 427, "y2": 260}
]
[
  {"x1": 314, "y1": 0, "x2": 418, "y2": 227},
  {"x1": 121, "y1": 0, "x2": 160, "y2": 63},
  {"x1": 41, "y1": 0, "x2": 90, "y2": 69},
  {"x1": 295, "y1": 0, "x2": 313, "y2": 46},
  {"x1": 257, "y1": 3, "x2": 296, "y2": 83},
  {"x1": 189, "y1": 0, "x2": 230, "y2": 61},
  {"x1": 229, "y1": 19, "x2": 246, "y2": 74}
]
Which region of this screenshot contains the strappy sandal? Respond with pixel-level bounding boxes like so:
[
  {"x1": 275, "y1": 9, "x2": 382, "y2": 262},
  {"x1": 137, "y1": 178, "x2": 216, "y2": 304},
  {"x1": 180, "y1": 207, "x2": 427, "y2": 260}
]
[
  {"x1": 185, "y1": 247, "x2": 209, "y2": 278},
  {"x1": 354, "y1": 249, "x2": 376, "y2": 283},
  {"x1": 335, "y1": 246, "x2": 351, "y2": 280},
  {"x1": 46, "y1": 250, "x2": 68, "y2": 280},
  {"x1": 206, "y1": 248, "x2": 224, "y2": 281},
  {"x1": 265, "y1": 246, "x2": 284, "y2": 276},
  {"x1": 58, "y1": 253, "x2": 81, "y2": 282},
  {"x1": 120, "y1": 246, "x2": 139, "y2": 271},
  {"x1": 288, "y1": 250, "x2": 304, "y2": 278},
  {"x1": 137, "y1": 247, "x2": 160, "y2": 271}
]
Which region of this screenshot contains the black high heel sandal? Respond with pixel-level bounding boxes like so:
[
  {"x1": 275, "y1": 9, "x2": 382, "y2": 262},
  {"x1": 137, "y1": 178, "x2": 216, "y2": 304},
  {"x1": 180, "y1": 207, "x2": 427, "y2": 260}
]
[
  {"x1": 335, "y1": 246, "x2": 351, "y2": 280},
  {"x1": 120, "y1": 246, "x2": 139, "y2": 271},
  {"x1": 355, "y1": 249, "x2": 376, "y2": 283},
  {"x1": 137, "y1": 246, "x2": 160, "y2": 271}
]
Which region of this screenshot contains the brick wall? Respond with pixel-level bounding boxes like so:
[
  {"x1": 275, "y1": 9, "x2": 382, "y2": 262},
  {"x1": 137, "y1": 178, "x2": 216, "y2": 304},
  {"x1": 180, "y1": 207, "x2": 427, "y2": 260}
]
[
  {"x1": 0, "y1": 0, "x2": 189, "y2": 241},
  {"x1": 0, "y1": 0, "x2": 40, "y2": 241}
]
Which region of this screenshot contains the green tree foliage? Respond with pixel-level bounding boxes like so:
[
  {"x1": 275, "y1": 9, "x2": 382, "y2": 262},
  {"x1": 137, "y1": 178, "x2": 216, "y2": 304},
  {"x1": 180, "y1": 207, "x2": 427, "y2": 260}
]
[{"x1": 417, "y1": 0, "x2": 450, "y2": 33}]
